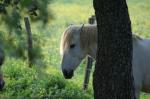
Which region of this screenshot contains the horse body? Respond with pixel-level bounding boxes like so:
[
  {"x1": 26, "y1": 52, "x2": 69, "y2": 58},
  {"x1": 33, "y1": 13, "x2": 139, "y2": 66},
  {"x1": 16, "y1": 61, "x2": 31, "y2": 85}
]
[
  {"x1": 60, "y1": 24, "x2": 150, "y2": 99},
  {"x1": 132, "y1": 38, "x2": 150, "y2": 95}
]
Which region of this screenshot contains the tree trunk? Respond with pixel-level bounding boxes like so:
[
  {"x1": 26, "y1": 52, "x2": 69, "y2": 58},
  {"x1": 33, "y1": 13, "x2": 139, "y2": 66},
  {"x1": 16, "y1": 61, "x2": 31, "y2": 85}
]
[
  {"x1": 24, "y1": 17, "x2": 33, "y2": 67},
  {"x1": 93, "y1": 0, "x2": 135, "y2": 99},
  {"x1": 0, "y1": 48, "x2": 4, "y2": 66}
]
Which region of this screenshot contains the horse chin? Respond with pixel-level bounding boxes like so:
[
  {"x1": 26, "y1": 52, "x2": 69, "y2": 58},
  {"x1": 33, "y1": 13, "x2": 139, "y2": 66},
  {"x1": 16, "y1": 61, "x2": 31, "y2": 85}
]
[
  {"x1": 64, "y1": 75, "x2": 73, "y2": 79},
  {"x1": 63, "y1": 70, "x2": 74, "y2": 79}
]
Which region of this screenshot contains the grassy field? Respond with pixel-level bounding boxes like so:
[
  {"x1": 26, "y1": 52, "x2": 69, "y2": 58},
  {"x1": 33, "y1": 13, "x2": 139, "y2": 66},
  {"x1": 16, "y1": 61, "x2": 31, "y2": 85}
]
[{"x1": 0, "y1": 0, "x2": 150, "y2": 98}]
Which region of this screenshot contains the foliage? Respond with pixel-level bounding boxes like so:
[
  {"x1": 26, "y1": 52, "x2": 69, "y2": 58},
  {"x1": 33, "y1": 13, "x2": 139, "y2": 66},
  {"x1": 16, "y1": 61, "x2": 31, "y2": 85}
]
[
  {"x1": 0, "y1": 30, "x2": 45, "y2": 66},
  {"x1": 0, "y1": 0, "x2": 52, "y2": 30},
  {"x1": 0, "y1": 0, "x2": 53, "y2": 65},
  {"x1": 0, "y1": 58, "x2": 93, "y2": 98}
]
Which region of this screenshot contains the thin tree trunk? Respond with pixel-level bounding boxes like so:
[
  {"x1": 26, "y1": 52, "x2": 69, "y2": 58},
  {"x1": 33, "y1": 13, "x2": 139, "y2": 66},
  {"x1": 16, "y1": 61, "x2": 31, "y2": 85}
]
[
  {"x1": 0, "y1": 48, "x2": 5, "y2": 90},
  {"x1": 93, "y1": 0, "x2": 135, "y2": 99},
  {"x1": 24, "y1": 17, "x2": 33, "y2": 67},
  {"x1": 0, "y1": 48, "x2": 4, "y2": 66},
  {"x1": 83, "y1": 16, "x2": 95, "y2": 90},
  {"x1": 83, "y1": 56, "x2": 93, "y2": 90}
]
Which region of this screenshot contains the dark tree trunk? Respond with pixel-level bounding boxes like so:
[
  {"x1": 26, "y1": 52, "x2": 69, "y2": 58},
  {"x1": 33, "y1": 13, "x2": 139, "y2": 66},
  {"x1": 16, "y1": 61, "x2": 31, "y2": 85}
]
[
  {"x1": 0, "y1": 48, "x2": 5, "y2": 90},
  {"x1": 0, "y1": 48, "x2": 4, "y2": 66},
  {"x1": 93, "y1": 0, "x2": 135, "y2": 99},
  {"x1": 24, "y1": 17, "x2": 33, "y2": 67}
]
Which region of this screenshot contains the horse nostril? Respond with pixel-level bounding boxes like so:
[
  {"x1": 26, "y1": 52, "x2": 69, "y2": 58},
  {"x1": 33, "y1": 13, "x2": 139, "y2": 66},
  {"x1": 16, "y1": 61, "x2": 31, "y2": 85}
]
[{"x1": 0, "y1": 80, "x2": 5, "y2": 90}]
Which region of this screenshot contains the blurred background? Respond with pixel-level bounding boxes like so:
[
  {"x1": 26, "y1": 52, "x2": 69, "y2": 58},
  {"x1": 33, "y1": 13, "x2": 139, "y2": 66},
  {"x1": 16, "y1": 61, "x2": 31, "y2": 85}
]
[{"x1": 0, "y1": 0, "x2": 149, "y2": 98}]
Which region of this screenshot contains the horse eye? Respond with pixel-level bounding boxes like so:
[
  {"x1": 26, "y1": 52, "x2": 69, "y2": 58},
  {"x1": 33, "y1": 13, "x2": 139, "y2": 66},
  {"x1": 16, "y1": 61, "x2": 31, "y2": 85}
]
[{"x1": 70, "y1": 44, "x2": 75, "y2": 48}]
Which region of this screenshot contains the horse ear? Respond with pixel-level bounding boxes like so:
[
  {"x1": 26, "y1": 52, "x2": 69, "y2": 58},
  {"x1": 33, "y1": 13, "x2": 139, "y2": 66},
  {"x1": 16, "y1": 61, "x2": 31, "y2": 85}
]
[{"x1": 79, "y1": 24, "x2": 84, "y2": 33}]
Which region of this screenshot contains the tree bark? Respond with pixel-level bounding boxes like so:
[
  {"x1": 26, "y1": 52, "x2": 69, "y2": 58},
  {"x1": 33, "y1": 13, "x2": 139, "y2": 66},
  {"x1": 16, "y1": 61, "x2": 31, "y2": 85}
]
[{"x1": 93, "y1": 0, "x2": 135, "y2": 99}]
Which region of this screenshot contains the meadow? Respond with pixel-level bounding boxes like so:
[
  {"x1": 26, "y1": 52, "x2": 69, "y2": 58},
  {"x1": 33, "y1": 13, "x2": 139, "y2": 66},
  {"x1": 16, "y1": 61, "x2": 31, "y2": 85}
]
[{"x1": 0, "y1": 0, "x2": 150, "y2": 98}]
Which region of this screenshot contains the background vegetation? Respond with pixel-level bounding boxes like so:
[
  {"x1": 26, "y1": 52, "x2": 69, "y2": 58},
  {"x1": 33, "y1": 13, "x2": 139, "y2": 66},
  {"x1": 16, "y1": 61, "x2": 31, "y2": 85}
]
[{"x1": 0, "y1": 0, "x2": 150, "y2": 98}]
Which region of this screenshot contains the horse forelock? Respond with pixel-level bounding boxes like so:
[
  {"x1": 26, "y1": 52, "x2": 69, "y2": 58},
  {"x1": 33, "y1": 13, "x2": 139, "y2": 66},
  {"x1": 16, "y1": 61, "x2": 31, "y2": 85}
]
[{"x1": 60, "y1": 26, "x2": 76, "y2": 54}]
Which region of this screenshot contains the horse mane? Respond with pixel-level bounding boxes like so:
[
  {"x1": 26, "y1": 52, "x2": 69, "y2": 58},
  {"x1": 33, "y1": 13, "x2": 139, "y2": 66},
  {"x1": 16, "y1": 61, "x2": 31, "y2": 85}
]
[
  {"x1": 80, "y1": 24, "x2": 97, "y2": 50},
  {"x1": 60, "y1": 26, "x2": 74, "y2": 54}
]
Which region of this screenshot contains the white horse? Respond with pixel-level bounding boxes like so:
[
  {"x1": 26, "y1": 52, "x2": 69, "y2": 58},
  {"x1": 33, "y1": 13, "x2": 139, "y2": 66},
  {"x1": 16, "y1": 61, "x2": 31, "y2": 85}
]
[{"x1": 60, "y1": 24, "x2": 150, "y2": 99}]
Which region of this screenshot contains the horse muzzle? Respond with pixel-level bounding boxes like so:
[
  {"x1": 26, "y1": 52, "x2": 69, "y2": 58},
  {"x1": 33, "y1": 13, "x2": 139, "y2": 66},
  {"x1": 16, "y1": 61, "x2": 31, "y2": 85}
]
[{"x1": 62, "y1": 69, "x2": 74, "y2": 79}]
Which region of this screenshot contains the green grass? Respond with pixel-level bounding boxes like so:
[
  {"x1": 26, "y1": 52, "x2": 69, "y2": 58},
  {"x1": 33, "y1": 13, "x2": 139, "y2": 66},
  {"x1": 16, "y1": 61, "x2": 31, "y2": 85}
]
[
  {"x1": 0, "y1": 0, "x2": 150, "y2": 98},
  {"x1": 0, "y1": 58, "x2": 93, "y2": 98},
  {"x1": 127, "y1": 0, "x2": 150, "y2": 36}
]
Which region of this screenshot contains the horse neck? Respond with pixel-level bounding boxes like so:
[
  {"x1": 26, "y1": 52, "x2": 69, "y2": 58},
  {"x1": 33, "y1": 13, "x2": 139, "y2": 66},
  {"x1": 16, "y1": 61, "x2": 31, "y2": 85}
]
[
  {"x1": 81, "y1": 25, "x2": 97, "y2": 59},
  {"x1": 87, "y1": 43, "x2": 97, "y2": 59}
]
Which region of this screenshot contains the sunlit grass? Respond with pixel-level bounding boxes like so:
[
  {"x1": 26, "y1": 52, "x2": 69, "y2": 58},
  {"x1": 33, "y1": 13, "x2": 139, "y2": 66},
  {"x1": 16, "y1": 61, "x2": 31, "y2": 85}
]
[{"x1": 127, "y1": 0, "x2": 150, "y2": 36}]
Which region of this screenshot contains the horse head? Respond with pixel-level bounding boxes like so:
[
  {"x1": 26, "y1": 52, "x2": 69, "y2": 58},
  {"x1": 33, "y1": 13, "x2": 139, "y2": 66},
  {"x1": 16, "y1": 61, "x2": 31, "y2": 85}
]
[{"x1": 60, "y1": 24, "x2": 86, "y2": 79}]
